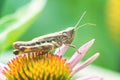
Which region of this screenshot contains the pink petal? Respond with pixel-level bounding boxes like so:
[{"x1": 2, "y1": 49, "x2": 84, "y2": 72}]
[
  {"x1": 54, "y1": 44, "x2": 68, "y2": 56},
  {"x1": 0, "y1": 63, "x2": 5, "y2": 73},
  {"x1": 0, "y1": 63, "x2": 7, "y2": 80},
  {"x1": 67, "y1": 39, "x2": 95, "y2": 68},
  {"x1": 76, "y1": 75, "x2": 103, "y2": 80},
  {"x1": 71, "y1": 53, "x2": 100, "y2": 76}
]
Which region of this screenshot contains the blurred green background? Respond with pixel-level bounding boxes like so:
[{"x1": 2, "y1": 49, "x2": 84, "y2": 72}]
[{"x1": 0, "y1": 0, "x2": 120, "y2": 74}]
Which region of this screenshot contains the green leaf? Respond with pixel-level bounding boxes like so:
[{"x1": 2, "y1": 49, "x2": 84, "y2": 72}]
[{"x1": 0, "y1": 0, "x2": 46, "y2": 53}]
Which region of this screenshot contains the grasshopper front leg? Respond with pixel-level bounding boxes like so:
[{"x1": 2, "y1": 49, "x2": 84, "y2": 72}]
[{"x1": 66, "y1": 44, "x2": 81, "y2": 54}]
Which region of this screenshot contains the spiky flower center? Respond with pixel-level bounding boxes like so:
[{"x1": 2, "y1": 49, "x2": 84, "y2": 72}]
[{"x1": 3, "y1": 52, "x2": 72, "y2": 80}]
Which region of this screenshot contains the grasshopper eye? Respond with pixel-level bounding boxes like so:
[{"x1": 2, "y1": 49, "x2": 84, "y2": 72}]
[
  {"x1": 62, "y1": 32, "x2": 67, "y2": 36},
  {"x1": 62, "y1": 32, "x2": 68, "y2": 38}
]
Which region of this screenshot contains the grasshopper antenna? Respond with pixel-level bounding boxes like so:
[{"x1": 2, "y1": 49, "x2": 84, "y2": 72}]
[
  {"x1": 75, "y1": 23, "x2": 96, "y2": 31},
  {"x1": 74, "y1": 11, "x2": 86, "y2": 30},
  {"x1": 74, "y1": 11, "x2": 96, "y2": 31}
]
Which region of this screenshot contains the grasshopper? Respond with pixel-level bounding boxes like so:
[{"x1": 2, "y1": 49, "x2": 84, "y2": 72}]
[{"x1": 13, "y1": 11, "x2": 95, "y2": 55}]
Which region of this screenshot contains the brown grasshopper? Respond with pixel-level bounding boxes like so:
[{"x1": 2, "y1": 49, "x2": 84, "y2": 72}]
[{"x1": 13, "y1": 11, "x2": 95, "y2": 55}]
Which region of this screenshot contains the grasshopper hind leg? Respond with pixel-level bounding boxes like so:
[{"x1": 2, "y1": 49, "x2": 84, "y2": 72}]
[
  {"x1": 18, "y1": 43, "x2": 55, "y2": 54},
  {"x1": 13, "y1": 49, "x2": 22, "y2": 55}
]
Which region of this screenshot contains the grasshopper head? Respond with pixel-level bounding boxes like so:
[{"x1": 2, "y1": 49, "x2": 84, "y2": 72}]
[{"x1": 61, "y1": 27, "x2": 75, "y2": 44}]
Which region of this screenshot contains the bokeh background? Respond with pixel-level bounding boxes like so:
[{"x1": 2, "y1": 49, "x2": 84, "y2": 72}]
[{"x1": 0, "y1": 0, "x2": 120, "y2": 75}]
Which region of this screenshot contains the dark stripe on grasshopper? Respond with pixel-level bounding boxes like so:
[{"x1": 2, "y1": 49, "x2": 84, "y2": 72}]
[{"x1": 13, "y1": 41, "x2": 61, "y2": 55}]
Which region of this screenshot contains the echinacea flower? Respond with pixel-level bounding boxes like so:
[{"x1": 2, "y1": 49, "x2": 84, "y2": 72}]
[{"x1": 0, "y1": 39, "x2": 103, "y2": 80}]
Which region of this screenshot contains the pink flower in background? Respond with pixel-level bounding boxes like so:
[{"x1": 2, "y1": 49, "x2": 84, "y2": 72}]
[{"x1": 0, "y1": 39, "x2": 103, "y2": 80}]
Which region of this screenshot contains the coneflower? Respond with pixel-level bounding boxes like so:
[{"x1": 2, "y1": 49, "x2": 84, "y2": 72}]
[{"x1": 0, "y1": 39, "x2": 103, "y2": 80}]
